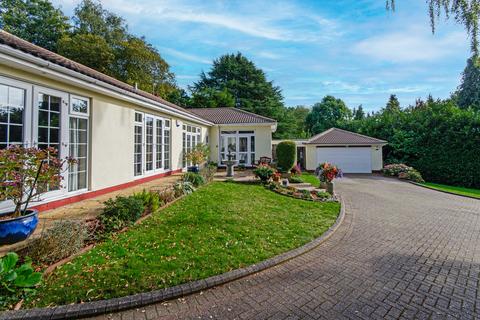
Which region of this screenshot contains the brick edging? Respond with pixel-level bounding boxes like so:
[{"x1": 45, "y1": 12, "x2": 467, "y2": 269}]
[
  {"x1": 409, "y1": 181, "x2": 480, "y2": 201},
  {"x1": 0, "y1": 198, "x2": 346, "y2": 320}
]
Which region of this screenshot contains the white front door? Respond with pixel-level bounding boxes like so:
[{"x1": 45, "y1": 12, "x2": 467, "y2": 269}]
[
  {"x1": 33, "y1": 86, "x2": 70, "y2": 198},
  {"x1": 220, "y1": 134, "x2": 254, "y2": 165},
  {"x1": 316, "y1": 147, "x2": 372, "y2": 173}
]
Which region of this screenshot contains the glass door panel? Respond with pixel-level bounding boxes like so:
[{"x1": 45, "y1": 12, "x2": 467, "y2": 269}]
[
  {"x1": 239, "y1": 136, "x2": 248, "y2": 164},
  {"x1": 145, "y1": 116, "x2": 154, "y2": 172}
]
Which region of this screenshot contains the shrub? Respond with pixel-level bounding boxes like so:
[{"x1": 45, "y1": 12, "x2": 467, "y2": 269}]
[
  {"x1": 383, "y1": 163, "x2": 425, "y2": 183},
  {"x1": 288, "y1": 176, "x2": 303, "y2": 184},
  {"x1": 99, "y1": 196, "x2": 144, "y2": 234},
  {"x1": 300, "y1": 189, "x2": 312, "y2": 199},
  {"x1": 0, "y1": 252, "x2": 42, "y2": 310},
  {"x1": 276, "y1": 141, "x2": 296, "y2": 173},
  {"x1": 399, "y1": 170, "x2": 425, "y2": 183},
  {"x1": 316, "y1": 162, "x2": 342, "y2": 183},
  {"x1": 182, "y1": 172, "x2": 205, "y2": 187},
  {"x1": 382, "y1": 163, "x2": 412, "y2": 176},
  {"x1": 173, "y1": 181, "x2": 195, "y2": 197},
  {"x1": 200, "y1": 165, "x2": 217, "y2": 182},
  {"x1": 24, "y1": 220, "x2": 87, "y2": 266},
  {"x1": 316, "y1": 191, "x2": 331, "y2": 200},
  {"x1": 253, "y1": 164, "x2": 276, "y2": 183},
  {"x1": 133, "y1": 189, "x2": 162, "y2": 213},
  {"x1": 185, "y1": 143, "x2": 209, "y2": 167},
  {"x1": 291, "y1": 164, "x2": 302, "y2": 176},
  {"x1": 157, "y1": 187, "x2": 176, "y2": 204}
]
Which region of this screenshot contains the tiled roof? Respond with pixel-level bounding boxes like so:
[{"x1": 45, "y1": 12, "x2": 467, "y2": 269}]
[
  {"x1": 0, "y1": 30, "x2": 206, "y2": 121},
  {"x1": 188, "y1": 107, "x2": 276, "y2": 124},
  {"x1": 306, "y1": 128, "x2": 386, "y2": 145}
]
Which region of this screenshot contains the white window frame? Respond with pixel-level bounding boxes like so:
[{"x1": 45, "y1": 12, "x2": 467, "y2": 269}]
[
  {"x1": 182, "y1": 123, "x2": 202, "y2": 168},
  {"x1": 134, "y1": 111, "x2": 171, "y2": 178},
  {"x1": 70, "y1": 95, "x2": 90, "y2": 117},
  {"x1": 219, "y1": 130, "x2": 256, "y2": 166}
]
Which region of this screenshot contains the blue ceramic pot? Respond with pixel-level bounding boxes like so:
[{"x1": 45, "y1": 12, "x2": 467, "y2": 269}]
[
  {"x1": 0, "y1": 209, "x2": 39, "y2": 245},
  {"x1": 187, "y1": 166, "x2": 199, "y2": 173}
]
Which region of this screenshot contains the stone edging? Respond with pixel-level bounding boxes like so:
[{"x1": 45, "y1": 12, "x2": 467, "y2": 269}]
[
  {"x1": 0, "y1": 198, "x2": 346, "y2": 320},
  {"x1": 409, "y1": 181, "x2": 480, "y2": 200}
]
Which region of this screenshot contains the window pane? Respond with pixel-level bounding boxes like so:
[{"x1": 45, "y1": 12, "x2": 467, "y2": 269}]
[
  {"x1": 9, "y1": 125, "x2": 22, "y2": 143},
  {"x1": 38, "y1": 127, "x2": 48, "y2": 143},
  {"x1": 0, "y1": 106, "x2": 7, "y2": 123},
  {"x1": 9, "y1": 87, "x2": 24, "y2": 107},
  {"x1": 50, "y1": 112, "x2": 59, "y2": 127},
  {"x1": 9, "y1": 107, "x2": 23, "y2": 124},
  {"x1": 0, "y1": 124, "x2": 6, "y2": 143},
  {"x1": 50, "y1": 96, "x2": 61, "y2": 112},
  {"x1": 69, "y1": 116, "x2": 89, "y2": 191},
  {"x1": 72, "y1": 97, "x2": 88, "y2": 114},
  {"x1": 250, "y1": 136, "x2": 255, "y2": 152},
  {"x1": 0, "y1": 85, "x2": 7, "y2": 106}
]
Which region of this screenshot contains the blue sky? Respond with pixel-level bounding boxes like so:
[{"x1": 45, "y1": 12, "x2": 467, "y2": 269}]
[{"x1": 52, "y1": 0, "x2": 470, "y2": 112}]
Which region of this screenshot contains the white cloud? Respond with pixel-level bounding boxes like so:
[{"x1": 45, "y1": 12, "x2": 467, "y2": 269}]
[
  {"x1": 159, "y1": 47, "x2": 211, "y2": 64},
  {"x1": 353, "y1": 27, "x2": 468, "y2": 62},
  {"x1": 255, "y1": 51, "x2": 282, "y2": 60}
]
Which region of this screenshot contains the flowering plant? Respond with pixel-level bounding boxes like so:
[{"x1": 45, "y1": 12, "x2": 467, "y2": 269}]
[
  {"x1": 290, "y1": 164, "x2": 302, "y2": 176},
  {"x1": 185, "y1": 143, "x2": 209, "y2": 166},
  {"x1": 253, "y1": 164, "x2": 276, "y2": 183},
  {"x1": 316, "y1": 162, "x2": 342, "y2": 183},
  {"x1": 0, "y1": 146, "x2": 75, "y2": 217}
]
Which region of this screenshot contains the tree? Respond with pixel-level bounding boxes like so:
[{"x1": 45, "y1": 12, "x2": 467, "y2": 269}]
[
  {"x1": 67, "y1": 0, "x2": 178, "y2": 98},
  {"x1": 388, "y1": 0, "x2": 480, "y2": 55},
  {"x1": 0, "y1": 0, "x2": 69, "y2": 51},
  {"x1": 191, "y1": 53, "x2": 285, "y2": 120},
  {"x1": 384, "y1": 94, "x2": 401, "y2": 113},
  {"x1": 190, "y1": 87, "x2": 235, "y2": 108},
  {"x1": 305, "y1": 96, "x2": 352, "y2": 135},
  {"x1": 353, "y1": 105, "x2": 366, "y2": 120},
  {"x1": 457, "y1": 56, "x2": 480, "y2": 110},
  {"x1": 57, "y1": 33, "x2": 114, "y2": 74}
]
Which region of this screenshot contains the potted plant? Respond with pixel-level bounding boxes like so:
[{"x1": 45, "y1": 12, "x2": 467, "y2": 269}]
[
  {"x1": 0, "y1": 146, "x2": 74, "y2": 245},
  {"x1": 185, "y1": 143, "x2": 209, "y2": 173},
  {"x1": 316, "y1": 162, "x2": 342, "y2": 194},
  {"x1": 253, "y1": 164, "x2": 275, "y2": 184}
]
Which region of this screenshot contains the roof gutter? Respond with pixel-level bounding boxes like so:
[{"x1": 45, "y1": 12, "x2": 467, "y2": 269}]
[{"x1": 0, "y1": 45, "x2": 213, "y2": 126}]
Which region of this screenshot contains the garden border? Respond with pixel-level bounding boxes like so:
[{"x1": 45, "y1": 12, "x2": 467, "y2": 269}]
[
  {"x1": 409, "y1": 181, "x2": 480, "y2": 200},
  {"x1": 0, "y1": 197, "x2": 345, "y2": 320}
]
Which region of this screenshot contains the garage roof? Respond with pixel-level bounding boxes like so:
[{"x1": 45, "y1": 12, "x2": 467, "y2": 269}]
[{"x1": 306, "y1": 128, "x2": 386, "y2": 145}]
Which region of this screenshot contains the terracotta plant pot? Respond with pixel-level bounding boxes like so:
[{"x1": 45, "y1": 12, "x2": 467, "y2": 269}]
[{"x1": 0, "y1": 209, "x2": 39, "y2": 245}]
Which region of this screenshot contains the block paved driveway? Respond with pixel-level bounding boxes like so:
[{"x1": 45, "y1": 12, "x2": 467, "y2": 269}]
[{"x1": 90, "y1": 175, "x2": 480, "y2": 320}]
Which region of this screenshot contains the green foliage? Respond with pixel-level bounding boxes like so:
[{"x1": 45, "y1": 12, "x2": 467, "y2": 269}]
[
  {"x1": 399, "y1": 170, "x2": 425, "y2": 183},
  {"x1": 199, "y1": 163, "x2": 217, "y2": 182},
  {"x1": 173, "y1": 181, "x2": 195, "y2": 197},
  {"x1": 24, "y1": 220, "x2": 88, "y2": 266},
  {"x1": 316, "y1": 191, "x2": 331, "y2": 200},
  {"x1": 190, "y1": 87, "x2": 235, "y2": 108},
  {"x1": 133, "y1": 189, "x2": 162, "y2": 213},
  {"x1": 253, "y1": 164, "x2": 276, "y2": 183},
  {"x1": 0, "y1": 252, "x2": 42, "y2": 310},
  {"x1": 457, "y1": 56, "x2": 480, "y2": 111},
  {"x1": 0, "y1": 0, "x2": 69, "y2": 51},
  {"x1": 276, "y1": 141, "x2": 297, "y2": 172},
  {"x1": 384, "y1": 94, "x2": 401, "y2": 113},
  {"x1": 99, "y1": 196, "x2": 144, "y2": 234},
  {"x1": 353, "y1": 105, "x2": 366, "y2": 120},
  {"x1": 288, "y1": 176, "x2": 303, "y2": 184},
  {"x1": 182, "y1": 172, "x2": 205, "y2": 187},
  {"x1": 305, "y1": 96, "x2": 352, "y2": 135},
  {"x1": 345, "y1": 98, "x2": 480, "y2": 188}
]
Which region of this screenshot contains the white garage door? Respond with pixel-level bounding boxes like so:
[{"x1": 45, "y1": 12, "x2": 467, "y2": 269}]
[{"x1": 316, "y1": 147, "x2": 372, "y2": 173}]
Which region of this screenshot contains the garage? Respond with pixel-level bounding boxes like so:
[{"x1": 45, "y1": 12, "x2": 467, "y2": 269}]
[{"x1": 316, "y1": 147, "x2": 372, "y2": 173}]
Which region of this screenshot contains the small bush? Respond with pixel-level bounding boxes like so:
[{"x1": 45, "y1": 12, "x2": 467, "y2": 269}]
[
  {"x1": 276, "y1": 141, "x2": 296, "y2": 173},
  {"x1": 253, "y1": 164, "x2": 276, "y2": 183},
  {"x1": 291, "y1": 164, "x2": 302, "y2": 176},
  {"x1": 316, "y1": 191, "x2": 331, "y2": 200},
  {"x1": 173, "y1": 181, "x2": 195, "y2": 197},
  {"x1": 300, "y1": 189, "x2": 312, "y2": 199},
  {"x1": 157, "y1": 187, "x2": 176, "y2": 204},
  {"x1": 200, "y1": 165, "x2": 217, "y2": 182},
  {"x1": 383, "y1": 163, "x2": 425, "y2": 183},
  {"x1": 0, "y1": 252, "x2": 42, "y2": 310},
  {"x1": 288, "y1": 176, "x2": 303, "y2": 184},
  {"x1": 399, "y1": 170, "x2": 425, "y2": 183},
  {"x1": 99, "y1": 196, "x2": 144, "y2": 234},
  {"x1": 133, "y1": 189, "x2": 162, "y2": 213},
  {"x1": 24, "y1": 220, "x2": 87, "y2": 266},
  {"x1": 182, "y1": 172, "x2": 205, "y2": 187}
]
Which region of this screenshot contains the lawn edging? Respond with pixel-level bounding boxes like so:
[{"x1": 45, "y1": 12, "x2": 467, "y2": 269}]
[
  {"x1": 409, "y1": 181, "x2": 480, "y2": 200},
  {"x1": 0, "y1": 197, "x2": 345, "y2": 320}
]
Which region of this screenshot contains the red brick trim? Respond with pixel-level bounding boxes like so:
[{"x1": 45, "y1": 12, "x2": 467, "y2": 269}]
[{"x1": 31, "y1": 169, "x2": 182, "y2": 212}]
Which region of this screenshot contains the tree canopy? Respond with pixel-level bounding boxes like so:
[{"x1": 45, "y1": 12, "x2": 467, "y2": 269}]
[
  {"x1": 456, "y1": 56, "x2": 480, "y2": 110},
  {"x1": 305, "y1": 96, "x2": 352, "y2": 135},
  {"x1": 0, "y1": 0, "x2": 69, "y2": 51}
]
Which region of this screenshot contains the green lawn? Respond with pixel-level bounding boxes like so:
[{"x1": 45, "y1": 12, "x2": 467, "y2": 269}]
[
  {"x1": 420, "y1": 182, "x2": 480, "y2": 199},
  {"x1": 301, "y1": 172, "x2": 320, "y2": 187},
  {"x1": 28, "y1": 182, "x2": 339, "y2": 307}
]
